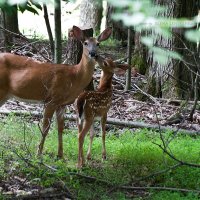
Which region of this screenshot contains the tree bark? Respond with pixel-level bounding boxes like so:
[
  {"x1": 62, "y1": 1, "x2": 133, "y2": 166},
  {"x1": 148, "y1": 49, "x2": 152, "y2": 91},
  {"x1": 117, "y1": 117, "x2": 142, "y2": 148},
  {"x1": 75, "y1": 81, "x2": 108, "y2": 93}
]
[
  {"x1": 125, "y1": 28, "x2": 132, "y2": 91},
  {"x1": 79, "y1": 0, "x2": 103, "y2": 34},
  {"x1": 145, "y1": 0, "x2": 198, "y2": 99},
  {"x1": 0, "y1": 9, "x2": 5, "y2": 47},
  {"x1": 54, "y1": 0, "x2": 62, "y2": 64},
  {"x1": 43, "y1": 4, "x2": 54, "y2": 60},
  {"x1": 105, "y1": 4, "x2": 127, "y2": 43},
  {"x1": 3, "y1": 5, "x2": 19, "y2": 51}
]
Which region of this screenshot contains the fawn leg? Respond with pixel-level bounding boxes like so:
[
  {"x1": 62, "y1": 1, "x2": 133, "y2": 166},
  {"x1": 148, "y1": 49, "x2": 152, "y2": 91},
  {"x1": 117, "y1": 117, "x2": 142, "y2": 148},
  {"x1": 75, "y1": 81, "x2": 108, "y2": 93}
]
[
  {"x1": 77, "y1": 120, "x2": 92, "y2": 168},
  {"x1": 86, "y1": 123, "x2": 95, "y2": 160},
  {"x1": 101, "y1": 115, "x2": 107, "y2": 160}
]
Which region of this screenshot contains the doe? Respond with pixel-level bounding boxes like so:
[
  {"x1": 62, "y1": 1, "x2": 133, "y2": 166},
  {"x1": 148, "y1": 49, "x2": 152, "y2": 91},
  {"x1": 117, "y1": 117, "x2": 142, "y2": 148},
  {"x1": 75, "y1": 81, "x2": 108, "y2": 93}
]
[{"x1": 0, "y1": 26, "x2": 112, "y2": 159}]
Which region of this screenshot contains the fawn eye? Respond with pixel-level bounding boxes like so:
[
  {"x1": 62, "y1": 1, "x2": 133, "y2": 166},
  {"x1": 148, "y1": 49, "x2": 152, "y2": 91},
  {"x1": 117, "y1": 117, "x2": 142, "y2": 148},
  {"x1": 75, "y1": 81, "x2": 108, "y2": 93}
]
[{"x1": 84, "y1": 41, "x2": 88, "y2": 46}]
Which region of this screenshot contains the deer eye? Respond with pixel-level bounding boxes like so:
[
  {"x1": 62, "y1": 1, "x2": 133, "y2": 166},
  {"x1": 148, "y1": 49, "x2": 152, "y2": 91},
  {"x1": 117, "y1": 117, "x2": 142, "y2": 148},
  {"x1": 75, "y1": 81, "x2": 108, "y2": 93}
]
[
  {"x1": 96, "y1": 43, "x2": 100, "y2": 46},
  {"x1": 84, "y1": 41, "x2": 88, "y2": 46}
]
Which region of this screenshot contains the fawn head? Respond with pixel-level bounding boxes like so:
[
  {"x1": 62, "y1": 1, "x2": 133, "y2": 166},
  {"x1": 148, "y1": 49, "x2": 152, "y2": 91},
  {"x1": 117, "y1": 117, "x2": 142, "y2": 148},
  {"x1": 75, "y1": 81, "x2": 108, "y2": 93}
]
[
  {"x1": 97, "y1": 56, "x2": 130, "y2": 74},
  {"x1": 72, "y1": 26, "x2": 112, "y2": 59}
]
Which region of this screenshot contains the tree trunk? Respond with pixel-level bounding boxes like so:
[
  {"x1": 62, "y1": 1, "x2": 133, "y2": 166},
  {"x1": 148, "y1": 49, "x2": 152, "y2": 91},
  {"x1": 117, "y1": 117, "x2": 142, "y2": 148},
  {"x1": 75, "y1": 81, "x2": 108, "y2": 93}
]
[
  {"x1": 79, "y1": 0, "x2": 103, "y2": 34},
  {"x1": 175, "y1": 0, "x2": 199, "y2": 99},
  {"x1": 105, "y1": 4, "x2": 127, "y2": 43},
  {"x1": 0, "y1": 9, "x2": 5, "y2": 47},
  {"x1": 43, "y1": 4, "x2": 54, "y2": 60},
  {"x1": 125, "y1": 28, "x2": 132, "y2": 91},
  {"x1": 54, "y1": 0, "x2": 62, "y2": 64},
  {"x1": 145, "y1": 0, "x2": 198, "y2": 99},
  {"x1": 3, "y1": 5, "x2": 19, "y2": 51}
]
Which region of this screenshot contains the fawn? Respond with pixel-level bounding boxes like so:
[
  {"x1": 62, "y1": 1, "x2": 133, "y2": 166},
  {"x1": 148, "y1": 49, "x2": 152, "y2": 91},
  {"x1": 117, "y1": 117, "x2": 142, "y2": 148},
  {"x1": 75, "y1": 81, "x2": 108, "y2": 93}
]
[{"x1": 75, "y1": 56, "x2": 129, "y2": 168}]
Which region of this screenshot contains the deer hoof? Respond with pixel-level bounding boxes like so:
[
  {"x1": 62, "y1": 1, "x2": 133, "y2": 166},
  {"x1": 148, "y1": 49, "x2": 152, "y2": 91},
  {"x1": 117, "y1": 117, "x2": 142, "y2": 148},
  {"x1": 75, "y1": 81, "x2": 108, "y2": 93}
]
[
  {"x1": 102, "y1": 155, "x2": 107, "y2": 160},
  {"x1": 86, "y1": 154, "x2": 92, "y2": 160}
]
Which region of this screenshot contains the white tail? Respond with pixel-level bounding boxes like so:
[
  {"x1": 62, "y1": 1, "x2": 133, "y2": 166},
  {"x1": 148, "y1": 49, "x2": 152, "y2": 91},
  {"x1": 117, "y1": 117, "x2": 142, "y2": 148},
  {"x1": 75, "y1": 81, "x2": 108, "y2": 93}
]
[
  {"x1": 0, "y1": 26, "x2": 112, "y2": 158},
  {"x1": 75, "y1": 56, "x2": 129, "y2": 168}
]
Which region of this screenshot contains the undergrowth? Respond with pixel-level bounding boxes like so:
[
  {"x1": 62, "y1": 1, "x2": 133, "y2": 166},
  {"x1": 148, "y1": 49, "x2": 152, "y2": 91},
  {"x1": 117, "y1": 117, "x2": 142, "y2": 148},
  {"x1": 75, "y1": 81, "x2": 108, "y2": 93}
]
[{"x1": 0, "y1": 115, "x2": 199, "y2": 199}]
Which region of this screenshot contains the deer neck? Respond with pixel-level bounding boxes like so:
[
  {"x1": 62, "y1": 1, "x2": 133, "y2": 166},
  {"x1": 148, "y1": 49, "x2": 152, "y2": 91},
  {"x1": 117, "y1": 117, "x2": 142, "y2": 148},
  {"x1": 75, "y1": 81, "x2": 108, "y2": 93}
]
[
  {"x1": 97, "y1": 71, "x2": 113, "y2": 92},
  {"x1": 74, "y1": 48, "x2": 96, "y2": 87}
]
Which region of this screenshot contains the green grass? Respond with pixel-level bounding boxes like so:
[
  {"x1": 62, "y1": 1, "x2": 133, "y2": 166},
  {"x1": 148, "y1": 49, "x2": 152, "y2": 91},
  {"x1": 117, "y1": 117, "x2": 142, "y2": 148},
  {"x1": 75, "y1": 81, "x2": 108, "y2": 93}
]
[{"x1": 0, "y1": 115, "x2": 199, "y2": 199}]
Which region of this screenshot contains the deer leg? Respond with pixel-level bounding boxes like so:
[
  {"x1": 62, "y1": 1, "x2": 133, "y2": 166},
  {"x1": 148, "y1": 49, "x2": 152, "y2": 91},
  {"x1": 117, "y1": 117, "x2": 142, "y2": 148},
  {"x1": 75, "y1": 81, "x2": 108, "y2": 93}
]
[
  {"x1": 56, "y1": 106, "x2": 66, "y2": 159},
  {"x1": 77, "y1": 120, "x2": 92, "y2": 168},
  {"x1": 86, "y1": 123, "x2": 95, "y2": 160},
  {"x1": 101, "y1": 115, "x2": 107, "y2": 160},
  {"x1": 37, "y1": 106, "x2": 55, "y2": 156}
]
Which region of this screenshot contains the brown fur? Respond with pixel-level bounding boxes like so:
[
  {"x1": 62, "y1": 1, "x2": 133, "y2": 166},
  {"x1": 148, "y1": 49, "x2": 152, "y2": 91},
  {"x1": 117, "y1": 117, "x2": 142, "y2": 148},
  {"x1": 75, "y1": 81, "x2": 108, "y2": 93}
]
[
  {"x1": 76, "y1": 56, "x2": 129, "y2": 168},
  {"x1": 0, "y1": 26, "x2": 112, "y2": 159}
]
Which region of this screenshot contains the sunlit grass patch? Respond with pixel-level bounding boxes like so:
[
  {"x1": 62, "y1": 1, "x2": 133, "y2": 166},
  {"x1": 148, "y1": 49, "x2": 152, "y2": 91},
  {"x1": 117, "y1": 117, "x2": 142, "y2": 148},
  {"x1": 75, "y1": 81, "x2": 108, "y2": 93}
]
[{"x1": 0, "y1": 115, "x2": 199, "y2": 199}]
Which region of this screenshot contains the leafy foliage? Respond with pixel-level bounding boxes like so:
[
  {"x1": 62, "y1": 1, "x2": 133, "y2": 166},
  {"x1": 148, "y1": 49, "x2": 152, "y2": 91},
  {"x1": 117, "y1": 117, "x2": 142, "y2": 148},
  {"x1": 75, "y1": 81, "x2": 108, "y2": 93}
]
[
  {"x1": 0, "y1": 1, "x2": 42, "y2": 15},
  {"x1": 108, "y1": 0, "x2": 199, "y2": 65}
]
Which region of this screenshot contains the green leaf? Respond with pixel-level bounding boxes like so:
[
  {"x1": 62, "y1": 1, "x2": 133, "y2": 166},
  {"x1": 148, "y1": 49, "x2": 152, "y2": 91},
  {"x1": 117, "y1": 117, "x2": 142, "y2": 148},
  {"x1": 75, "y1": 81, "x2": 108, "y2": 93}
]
[
  {"x1": 185, "y1": 29, "x2": 200, "y2": 43},
  {"x1": 108, "y1": 0, "x2": 131, "y2": 8},
  {"x1": 33, "y1": 3, "x2": 42, "y2": 10},
  {"x1": 25, "y1": 5, "x2": 39, "y2": 15},
  {"x1": 141, "y1": 36, "x2": 154, "y2": 47},
  {"x1": 150, "y1": 47, "x2": 182, "y2": 65}
]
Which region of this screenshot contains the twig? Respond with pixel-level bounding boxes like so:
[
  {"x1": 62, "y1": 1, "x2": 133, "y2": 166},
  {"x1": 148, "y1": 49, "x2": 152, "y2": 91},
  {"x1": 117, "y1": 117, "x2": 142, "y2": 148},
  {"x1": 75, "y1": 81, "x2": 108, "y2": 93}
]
[
  {"x1": 118, "y1": 185, "x2": 200, "y2": 194},
  {"x1": 132, "y1": 163, "x2": 182, "y2": 183},
  {"x1": 133, "y1": 84, "x2": 161, "y2": 107},
  {"x1": 154, "y1": 143, "x2": 200, "y2": 168},
  {"x1": 189, "y1": 71, "x2": 199, "y2": 121},
  {"x1": 0, "y1": 26, "x2": 52, "y2": 62}
]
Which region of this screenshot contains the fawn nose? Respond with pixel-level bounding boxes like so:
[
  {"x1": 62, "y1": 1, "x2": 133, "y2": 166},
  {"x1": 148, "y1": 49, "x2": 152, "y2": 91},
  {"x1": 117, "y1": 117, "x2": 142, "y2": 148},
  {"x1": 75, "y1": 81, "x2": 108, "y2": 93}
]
[{"x1": 89, "y1": 51, "x2": 96, "y2": 58}]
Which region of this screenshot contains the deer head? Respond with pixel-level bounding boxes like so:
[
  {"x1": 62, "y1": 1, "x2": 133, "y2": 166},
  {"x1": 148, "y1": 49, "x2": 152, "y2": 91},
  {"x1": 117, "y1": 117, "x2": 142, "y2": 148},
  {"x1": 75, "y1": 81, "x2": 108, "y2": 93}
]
[{"x1": 72, "y1": 26, "x2": 112, "y2": 59}]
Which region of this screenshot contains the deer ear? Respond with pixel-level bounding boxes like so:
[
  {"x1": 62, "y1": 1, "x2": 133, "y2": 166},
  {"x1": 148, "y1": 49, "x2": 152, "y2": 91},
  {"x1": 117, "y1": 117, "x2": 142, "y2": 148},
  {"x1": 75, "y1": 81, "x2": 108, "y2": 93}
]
[
  {"x1": 72, "y1": 26, "x2": 84, "y2": 41},
  {"x1": 97, "y1": 27, "x2": 112, "y2": 42}
]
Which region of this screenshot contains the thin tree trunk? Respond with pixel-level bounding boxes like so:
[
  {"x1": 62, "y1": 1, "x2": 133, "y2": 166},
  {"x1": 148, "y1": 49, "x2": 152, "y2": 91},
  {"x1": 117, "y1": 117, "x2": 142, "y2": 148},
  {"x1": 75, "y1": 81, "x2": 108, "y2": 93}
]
[
  {"x1": 54, "y1": 0, "x2": 62, "y2": 64},
  {"x1": 125, "y1": 28, "x2": 132, "y2": 91},
  {"x1": 43, "y1": 4, "x2": 54, "y2": 60},
  {"x1": 3, "y1": 5, "x2": 19, "y2": 51},
  {"x1": 0, "y1": 9, "x2": 5, "y2": 47}
]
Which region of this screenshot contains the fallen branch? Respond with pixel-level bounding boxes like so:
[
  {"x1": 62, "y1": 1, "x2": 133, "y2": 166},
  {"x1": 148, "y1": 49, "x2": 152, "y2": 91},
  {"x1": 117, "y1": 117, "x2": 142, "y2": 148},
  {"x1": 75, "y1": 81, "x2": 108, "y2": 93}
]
[
  {"x1": 0, "y1": 110, "x2": 199, "y2": 135},
  {"x1": 0, "y1": 26, "x2": 52, "y2": 62},
  {"x1": 64, "y1": 114, "x2": 200, "y2": 135},
  {"x1": 117, "y1": 185, "x2": 200, "y2": 194}
]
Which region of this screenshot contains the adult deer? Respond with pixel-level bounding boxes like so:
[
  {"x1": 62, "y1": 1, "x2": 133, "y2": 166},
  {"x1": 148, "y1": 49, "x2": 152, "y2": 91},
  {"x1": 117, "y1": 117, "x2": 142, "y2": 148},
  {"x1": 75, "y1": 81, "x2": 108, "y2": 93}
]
[
  {"x1": 75, "y1": 56, "x2": 129, "y2": 168},
  {"x1": 0, "y1": 26, "x2": 112, "y2": 158}
]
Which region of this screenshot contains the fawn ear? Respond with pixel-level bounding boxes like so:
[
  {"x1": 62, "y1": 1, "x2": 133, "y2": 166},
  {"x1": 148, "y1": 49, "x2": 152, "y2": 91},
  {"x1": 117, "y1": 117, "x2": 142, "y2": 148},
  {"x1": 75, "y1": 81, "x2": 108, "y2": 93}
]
[
  {"x1": 72, "y1": 26, "x2": 84, "y2": 41},
  {"x1": 97, "y1": 27, "x2": 112, "y2": 42},
  {"x1": 116, "y1": 64, "x2": 130, "y2": 70}
]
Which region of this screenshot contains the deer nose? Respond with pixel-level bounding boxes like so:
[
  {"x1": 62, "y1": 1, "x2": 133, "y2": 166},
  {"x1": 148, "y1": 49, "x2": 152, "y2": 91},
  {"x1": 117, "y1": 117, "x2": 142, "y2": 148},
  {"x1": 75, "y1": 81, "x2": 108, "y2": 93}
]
[{"x1": 89, "y1": 51, "x2": 96, "y2": 57}]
